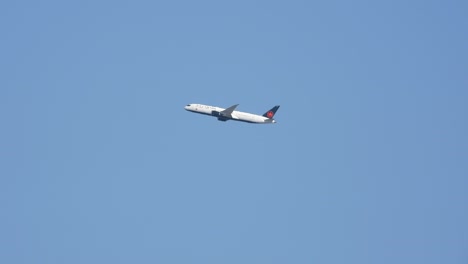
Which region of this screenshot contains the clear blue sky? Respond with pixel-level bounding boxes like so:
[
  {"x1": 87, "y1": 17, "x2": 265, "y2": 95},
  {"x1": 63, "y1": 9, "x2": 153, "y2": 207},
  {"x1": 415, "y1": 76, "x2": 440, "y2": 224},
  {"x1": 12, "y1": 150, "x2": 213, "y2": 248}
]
[{"x1": 1, "y1": 0, "x2": 467, "y2": 263}]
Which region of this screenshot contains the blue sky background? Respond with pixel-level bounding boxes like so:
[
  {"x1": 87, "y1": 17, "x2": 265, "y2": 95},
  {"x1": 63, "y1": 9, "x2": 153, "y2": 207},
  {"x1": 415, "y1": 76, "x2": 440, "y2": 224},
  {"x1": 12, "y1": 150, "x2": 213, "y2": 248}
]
[{"x1": 1, "y1": 0, "x2": 467, "y2": 263}]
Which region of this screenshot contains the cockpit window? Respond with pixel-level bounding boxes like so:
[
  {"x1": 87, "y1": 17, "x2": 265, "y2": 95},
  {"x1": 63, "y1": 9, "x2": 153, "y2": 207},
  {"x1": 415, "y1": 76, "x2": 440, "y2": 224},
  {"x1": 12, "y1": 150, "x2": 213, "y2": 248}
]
[{"x1": 186, "y1": 104, "x2": 191, "y2": 107}]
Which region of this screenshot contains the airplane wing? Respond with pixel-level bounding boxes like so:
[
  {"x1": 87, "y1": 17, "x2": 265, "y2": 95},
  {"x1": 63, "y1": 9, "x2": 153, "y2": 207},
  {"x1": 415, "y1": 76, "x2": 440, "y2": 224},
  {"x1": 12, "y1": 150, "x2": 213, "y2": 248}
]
[{"x1": 220, "y1": 104, "x2": 239, "y2": 116}]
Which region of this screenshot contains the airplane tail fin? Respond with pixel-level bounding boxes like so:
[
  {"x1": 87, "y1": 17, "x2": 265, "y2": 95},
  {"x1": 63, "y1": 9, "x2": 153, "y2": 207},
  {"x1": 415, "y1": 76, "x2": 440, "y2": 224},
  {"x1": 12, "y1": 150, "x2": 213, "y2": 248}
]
[{"x1": 262, "y1": 105, "x2": 280, "y2": 119}]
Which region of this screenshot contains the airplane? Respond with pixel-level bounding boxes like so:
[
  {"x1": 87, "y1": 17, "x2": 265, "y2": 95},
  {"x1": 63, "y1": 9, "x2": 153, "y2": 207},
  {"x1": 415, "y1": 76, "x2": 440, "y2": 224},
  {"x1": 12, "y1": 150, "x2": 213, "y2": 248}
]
[{"x1": 184, "y1": 103, "x2": 280, "y2": 124}]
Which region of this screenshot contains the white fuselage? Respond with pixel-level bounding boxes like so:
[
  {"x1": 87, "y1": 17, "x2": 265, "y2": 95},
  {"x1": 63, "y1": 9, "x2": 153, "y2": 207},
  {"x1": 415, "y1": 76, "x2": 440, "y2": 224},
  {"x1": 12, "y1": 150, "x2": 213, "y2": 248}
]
[{"x1": 184, "y1": 104, "x2": 276, "y2": 124}]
